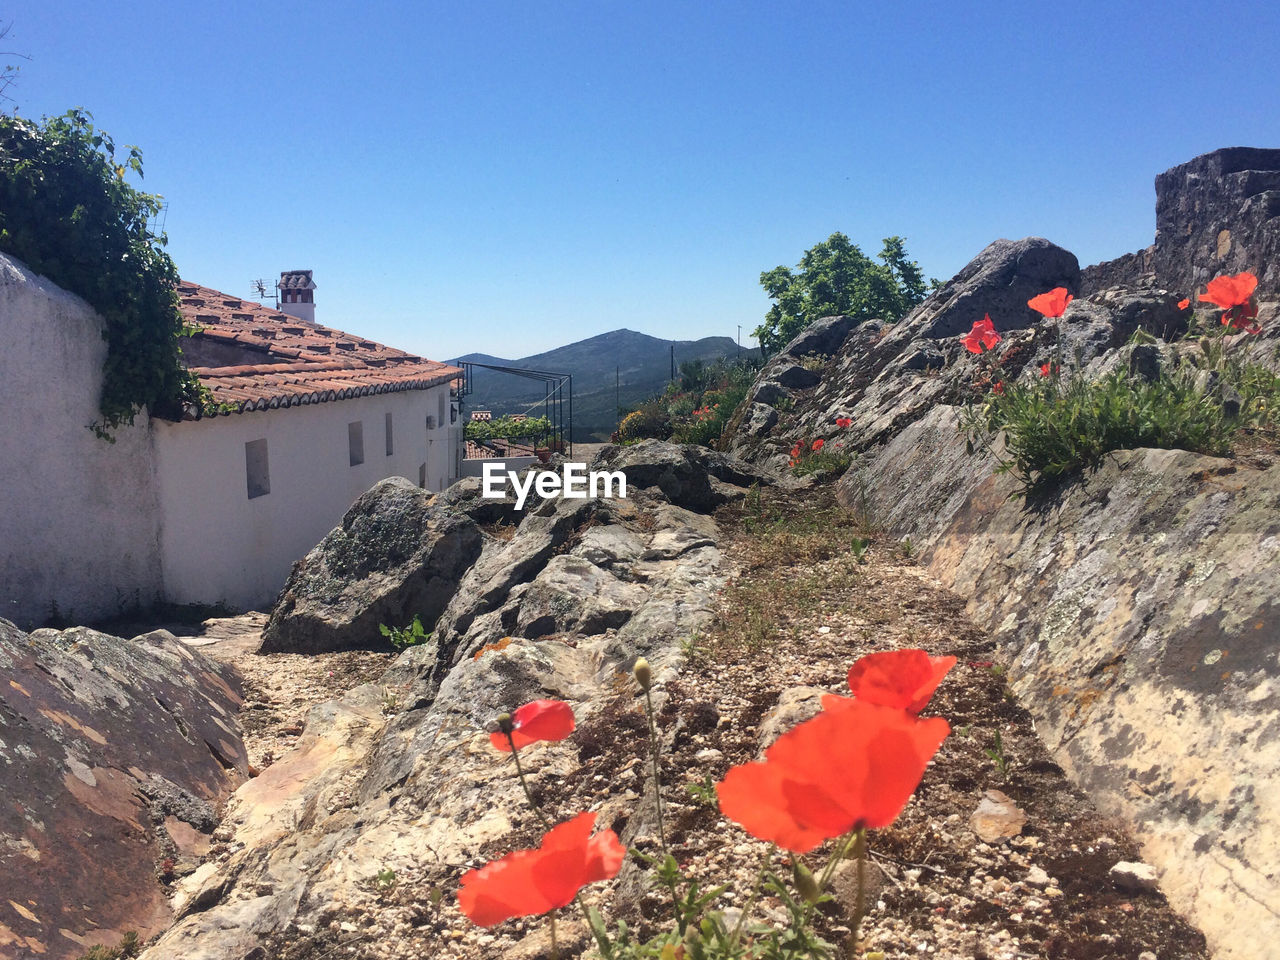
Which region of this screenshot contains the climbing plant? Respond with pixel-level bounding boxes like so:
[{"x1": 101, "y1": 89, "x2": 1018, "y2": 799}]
[{"x1": 0, "y1": 109, "x2": 204, "y2": 435}]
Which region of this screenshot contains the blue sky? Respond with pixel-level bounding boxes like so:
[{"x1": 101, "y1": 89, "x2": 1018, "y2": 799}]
[{"x1": 8, "y1": 0, "x2": 1280, "y2": 360}]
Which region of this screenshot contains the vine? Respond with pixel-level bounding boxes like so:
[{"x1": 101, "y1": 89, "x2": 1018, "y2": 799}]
[
  {"x1": 0, "y1": 109, "x2": 205, "y2": 436},
  {"x1": 464, "y1": 415, "x2": 554, "y2": 442}
]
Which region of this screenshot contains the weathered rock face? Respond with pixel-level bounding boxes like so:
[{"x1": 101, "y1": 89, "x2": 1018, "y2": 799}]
[
  {"x1": 140, "y1": 442, "x2": 766, "y2": 960},
  {"x1": 1082, "y1": 147, "x2": 1280, "y2": 299},
  {"x1": 846, "y1": 426, "x2": 1280, "y2": 960},
  {"x1": 0, "y1": 621, "x2": 247, "y2": 960},
  {"x1": 260, "y1": 477, "x2": 483, "y2": 654}
]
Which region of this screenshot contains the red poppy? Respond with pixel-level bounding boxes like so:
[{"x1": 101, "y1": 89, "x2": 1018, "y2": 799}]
[
  {"x1": 826, "y1": 649, "x2": 957, "y2": 714},
  {"x1": 1039, "y1": 363, "x2": 1056, "y2": 377},
  {"x1": 812, "y1": 439, "x2": 825, "y2": 451},
  {"x1": 1027, "y1": 287, "x2": 1074, "y2": 318},
  {"x1": 835, "y1": 417, "x2": 852, "y2": 428},
  {"x1": 1200, "y1": 272, "x2": 1262, "y2": 334},
  {"x1": 1177, "y1": 298, "x2": 1190, "y2": 310},
  {"x1": 457, "y1": 812, "x2": 625, "y2": 926},
  {"x1": 490, "y1": 700, "x2": 575, "y2": 752},
  {"x1": 992, "y1": 381, "x2": 1004, "y2": 394},
  {"x1": 717, "y1": 698, "x2": 949, "y2": 853},
  {"x1": 962, "y1": 315, "x2": 1001, "y2": 354}
]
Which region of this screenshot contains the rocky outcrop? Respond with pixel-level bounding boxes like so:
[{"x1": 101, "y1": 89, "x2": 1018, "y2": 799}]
[
  {"x1": 844, "y1": 422, "x2": 1280, "y2": 960},
  {"x1": 1082, "y1": 147, "x2": 1280, "y2": 299},
  {"x1": 139, "y1": 441, "x2": 766, "y2": 960},
  {"x1": 260, "y1": 478, "x2": 483, "y2": 654},
  {"x1": 0, "y1": 620, "x2": 247, "y2": 960}
]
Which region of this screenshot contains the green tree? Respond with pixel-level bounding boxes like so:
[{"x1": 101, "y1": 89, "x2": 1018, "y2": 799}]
[
  {"x1": 0, "y1": 109, "x2": 204, "y2": 434},
  {"x1": 753, "y1": 233, "x2": 931, "y2": 356}
]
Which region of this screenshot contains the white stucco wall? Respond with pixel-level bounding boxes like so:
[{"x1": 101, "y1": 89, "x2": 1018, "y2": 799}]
[
  {"x1": 0, "y1": 254, "x2": 164, "y2": 628},
  {"x1": 152, "y1": 382, "x2": 455, "y2": 610}
]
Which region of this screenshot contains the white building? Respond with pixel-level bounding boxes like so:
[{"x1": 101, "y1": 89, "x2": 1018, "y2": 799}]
[{"x1": 0, "y1": 255, "x2": 464, "y2": 627}]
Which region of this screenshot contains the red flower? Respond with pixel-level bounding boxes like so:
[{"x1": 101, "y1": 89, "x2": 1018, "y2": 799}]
[
  {"x1": 827, "y1": 649, "x2": 957, "y2": 714},
  {"x1": 1200, "y1": 272, "x2": 1262, "y2": 334},
  {"x1": 812, "y1": 439, "x2": 825, "y2": 452},
  {"x1": 835, "y1": 417, "x2": 853, "y2": 428},
  {"x1": 1039, "y1": 362, "x2": 1057, "y2": 377},
  {"x1": 490, "y1": 700, "x2": 575, "y2": 752},
  {"x1": 457, "y1": 812, "x2": 625, "y2": 926},
  {"x1": 962, "y1": 314, "x2": 1001, "y2": 354},
  {"x1": 992, "y1": 381, "x2": 1004, "y2": 394},
  {"x1": 1027, "y1": 287, "x2": 1074, "y2": 318},
  {"x1": 717, "y1": 698, "x2": 949, "y2": 853},
  {"x1": 1177, "y1": 298, "x2": 1190, "y2": 310}
]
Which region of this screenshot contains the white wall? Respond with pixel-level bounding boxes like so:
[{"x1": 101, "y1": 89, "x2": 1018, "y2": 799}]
[
  {"x1": 152, "y1": 382, "x2": 455, "y2": 610},
  {"x1": 0, "y1": 254, "x2": 164, "y2": 628}
]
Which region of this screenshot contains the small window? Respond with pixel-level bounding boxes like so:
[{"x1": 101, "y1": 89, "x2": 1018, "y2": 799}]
[
  {"x1": 245, "y1": 438, "x2": 270, "y2": 499},
  {"x1": 425, "y1": 414, "x2": 436, "y2": 431},
  {"x1": 385, "y1": 412, "x2": 394, "y2": 456},
  {"x1": 418, "y1": 462, "x2": 427, "y2": 488},
  {"x1": 348, "y1": 421, "x2": 364, "y2": 466},
  {"x1": 437, "y1": 392, "x2": 447, "y2": 431},
  {"x1": 450, "y1": 401, "x2": 458, "y2": 424}
]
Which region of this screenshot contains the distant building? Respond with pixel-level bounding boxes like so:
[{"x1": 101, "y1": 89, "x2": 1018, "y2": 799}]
[{"x1": 0, "y1": 257, "x2": 464, "y2": 625}]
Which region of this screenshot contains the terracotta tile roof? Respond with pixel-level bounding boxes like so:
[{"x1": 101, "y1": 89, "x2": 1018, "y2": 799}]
[{"x1": 176, "y1": 281, "x2": 461, "y2": 418}]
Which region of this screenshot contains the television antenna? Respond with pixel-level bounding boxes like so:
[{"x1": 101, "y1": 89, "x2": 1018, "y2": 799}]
[{"x1": 250, "y1": 278, "x2": 279, "y2": 307}]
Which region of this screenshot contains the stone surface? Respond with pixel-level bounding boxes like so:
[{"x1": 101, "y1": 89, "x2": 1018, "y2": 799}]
[
  {"x1": 754, "y1": 685, "x2": 827, "y2": 754},
  {"x1": 1110, "y1": 861, "x2": 1160, "y2": 894},
  {"x1": 260, "y1": 477, "x2": 483, "y2": 654},
  {"x1": 591, "y1": 439, "x2": 759, "y2": 513},
  {"x1": 969, "y1": 789, "x2": 1027, "y2": 842},
  {"x1": 1082, "y1": 147, "x2": 1280, "y2": 299},
  {"x1": 0, "y1": 620, "x2": 246, "y2": 960}
]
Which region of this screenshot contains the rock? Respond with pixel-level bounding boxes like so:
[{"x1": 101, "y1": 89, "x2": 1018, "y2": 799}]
[
  {"x1": 514, "y1": 554, "x2": 647, "y2": 638},
  {"x1": 755, "y1": 686, "x2": 827, "y2": 754},
  {"x1": 855, "y1": 435, "x2": 1280, "y2": 958},
  {"x1": 1110, "y1": 861, "x2": 1160, "y2": 894},
  {"x1": 969, "y1": 789, "x2": 1027, "y2": 842},
  {"x1": 1083, "y1": 148, "x2": 1280, "y2": 300},
  {"x1": 0, "y1": 620, "x2": 246, "y2": 960},
  {"x1": 741, "y1": 401, "x2": 779, "y2": 438},
  {"x1": 774, "y1": 361, "x2": 822, "y2": 390},
  {"x1": 778, "y1": 313, "x2": 860, "y2": 360},
  {"x1": 750, "y1": 379, "x2": 789, "y2": 406},
  {"x1": 591, "y1": 439, "x2": 762, "y2": 513},
  {"x1": 437, "y1": 474, "x2": 519, "y2": 525},
  {"x1": 260, "y1": 477, "x2": 483, "y2": 654},
  {"x1": 830, "y1": 858, "x2": 890, "y2": 915},
  {"x1": 1152, "y1": 148, "x2": 1280, "y2": 299},
  {"x1": 1025, "y1": 865, "x2": 1051, "y2": 887}
]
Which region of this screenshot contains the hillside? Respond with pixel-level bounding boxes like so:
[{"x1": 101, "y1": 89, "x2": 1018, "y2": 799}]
[{"x1": 454, "y1": 328, "x2": 756, "y2": 440}]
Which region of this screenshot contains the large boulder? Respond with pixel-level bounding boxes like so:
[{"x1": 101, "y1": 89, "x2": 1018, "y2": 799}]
[
  {"x1": 591, "y1": 439, "x2": 759, "y2": 512},
  {"x1": 0, "y1": 620, "x2": 246, "y2": 960},
  {"x1": 1083, "y1": 147, "x2": 1280, "y2": 299},
  {"x1": 260, "y1": 478, "x2": 483, "y2": 654}
]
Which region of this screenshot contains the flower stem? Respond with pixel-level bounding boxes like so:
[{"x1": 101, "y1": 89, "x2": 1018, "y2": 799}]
[
  {"x1": 848, "y1": 828, "x2": 867, "y2": 957},
  {"x1": 641, "y1": 687, "x2": 668, "y2": 853},
  {"x1": 504, "y1": 732, "x2": 550, "y2": 831},
  {"x1": 549, "y1": 909, "x2": 560, "y2": 960}
]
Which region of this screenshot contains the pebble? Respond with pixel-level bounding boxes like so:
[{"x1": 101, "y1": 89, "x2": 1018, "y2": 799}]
[
  {"x1": 1110, "y1": 861, "x2": 1159, "y2": 893},
  {"x1": 1025, "y1": 865, "x2": 1051, "y2": 886}
]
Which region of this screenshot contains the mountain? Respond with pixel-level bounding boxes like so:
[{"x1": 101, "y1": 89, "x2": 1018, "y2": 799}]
[{"x1": 453, "y1": 329, "x2": 756, "y2": 441}]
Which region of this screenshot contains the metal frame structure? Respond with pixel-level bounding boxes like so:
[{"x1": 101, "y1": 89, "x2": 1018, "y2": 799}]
[{"x1": 457, "y1": 362, "x2": 573, "y2": 459}]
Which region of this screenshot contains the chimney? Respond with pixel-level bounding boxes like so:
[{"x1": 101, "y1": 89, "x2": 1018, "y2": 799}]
[{"x1": 277, "y1": 269, "x2": 316, "y2": 323}]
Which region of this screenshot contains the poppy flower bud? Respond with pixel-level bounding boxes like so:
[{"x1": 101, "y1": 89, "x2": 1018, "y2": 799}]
[
  {"x1": 792, "y1": 861, "x2": 821, "y2": 904},
  {"x1": 634, "y1": 657, "x2": 652, "y2": 691},
  {"x1": 496, "y1": 712, "x2": 514, "y2": 736}
]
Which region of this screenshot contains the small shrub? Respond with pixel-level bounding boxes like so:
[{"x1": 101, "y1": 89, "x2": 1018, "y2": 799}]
[{"x1": 379, "y1": 615, "x2": 431, "y2": 650}]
